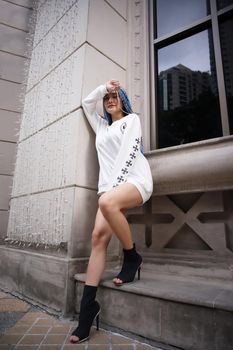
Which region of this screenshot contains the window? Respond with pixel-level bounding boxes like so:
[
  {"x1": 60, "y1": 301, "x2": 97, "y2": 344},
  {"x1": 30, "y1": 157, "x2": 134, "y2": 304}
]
[{"x1": 151, "y1": 0, "x2": 233, "y2": 149}]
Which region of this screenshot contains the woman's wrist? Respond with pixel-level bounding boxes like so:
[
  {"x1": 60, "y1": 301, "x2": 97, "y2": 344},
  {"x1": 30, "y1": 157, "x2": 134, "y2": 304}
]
[{"x1": 105, "y1": 80, "x2": 120, "y2": 93}]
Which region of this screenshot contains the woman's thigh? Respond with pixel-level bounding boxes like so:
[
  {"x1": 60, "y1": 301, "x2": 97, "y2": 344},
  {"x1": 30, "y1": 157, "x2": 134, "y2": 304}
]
[{"x1": 100, "y1": 183, "x2": 143, "y2": 211}]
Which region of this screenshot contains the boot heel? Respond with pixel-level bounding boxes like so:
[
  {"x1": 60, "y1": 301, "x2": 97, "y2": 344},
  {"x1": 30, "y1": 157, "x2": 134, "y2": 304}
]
[
  {"x1": 96, "y1": 313, "x2": 100, "y2": 331},
  {"x1": 138, "y1": 266, "x2": 141, "y2": 280}
]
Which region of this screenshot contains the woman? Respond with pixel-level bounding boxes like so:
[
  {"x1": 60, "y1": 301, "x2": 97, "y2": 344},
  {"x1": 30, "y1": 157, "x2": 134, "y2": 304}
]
[{"x1": 70, "y1": 79, "x2": 153, "y2": 343}]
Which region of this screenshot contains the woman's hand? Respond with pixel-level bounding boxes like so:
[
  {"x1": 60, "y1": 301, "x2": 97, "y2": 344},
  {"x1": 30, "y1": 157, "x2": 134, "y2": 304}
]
[{"x1": 106, "y1": 80, "x2": 120, "y2": 93}]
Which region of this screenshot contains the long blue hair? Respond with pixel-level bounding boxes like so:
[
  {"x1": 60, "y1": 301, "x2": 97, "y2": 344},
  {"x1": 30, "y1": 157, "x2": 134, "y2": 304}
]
[{"x1": 103, "y1": 87, "x2": 133, "y2": 126}]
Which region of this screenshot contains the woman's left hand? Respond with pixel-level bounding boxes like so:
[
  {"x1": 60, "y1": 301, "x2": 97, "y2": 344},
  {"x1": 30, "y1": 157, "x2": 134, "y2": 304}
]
[{"x1": 106, "y1": 80, "x2": 120, "y2": 93}]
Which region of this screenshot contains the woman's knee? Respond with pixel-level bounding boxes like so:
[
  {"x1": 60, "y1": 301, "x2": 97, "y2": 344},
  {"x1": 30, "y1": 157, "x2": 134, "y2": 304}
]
[
  {"x1": 98, "y1": 193, "x2": 118, "y2": 216},
  {"x1": 91, "y1": 228, "x2": 111, "y2": 248}
]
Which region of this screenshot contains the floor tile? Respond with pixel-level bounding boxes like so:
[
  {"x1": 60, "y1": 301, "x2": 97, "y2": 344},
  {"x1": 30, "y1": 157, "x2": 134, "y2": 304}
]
[
  {"x1": 34, "y1": 319, "x2": 59, "y2": 326},
  {"x1": 0, "y1": 300, "x2": 30, "y2": 312},
  {"x1": 18, "y1": 334, "x2": 45, "y2": 344},
  {"x1": 88, "y1": 329, "x2": 111, "y2": 344},
  {"x1": 0, "y1": 334, "x2": 23, "y2": 345},
  {"x1": 20, "y1": 312, "x2": 46, "y2": 320},
  {"x1": 0, "y1": 345, "x2": 14, "y2": 350},
  {"x1": 41, "y1": 334, "x2": 67, "y2": 344},
  {"x1": 15, "y1": 319, "x2": 37, "y2": 326},
  {"x1": 27, "y1": 325, "x2": 51, "y2": 334},
  {"x1": 48, "y1": 325, "x2": 71, "y2": 334},
  {"x1": 7, "y1": 325, "x2": 31, "y2": 334}
]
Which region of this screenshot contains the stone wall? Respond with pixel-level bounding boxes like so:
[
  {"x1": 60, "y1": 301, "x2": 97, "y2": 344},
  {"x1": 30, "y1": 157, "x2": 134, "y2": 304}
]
[
  {"x1": 6, "y1": 0, "x2": 128, "y2": 259},
  {"x1": 0, "y1": 0, "x2": 33, "y2": 239}
]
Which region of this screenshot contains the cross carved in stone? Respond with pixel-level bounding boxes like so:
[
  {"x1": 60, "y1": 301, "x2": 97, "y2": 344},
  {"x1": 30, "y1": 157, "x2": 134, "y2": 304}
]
[{"x1": 127, "y1": 192, "x2": 230, "y2": 253}]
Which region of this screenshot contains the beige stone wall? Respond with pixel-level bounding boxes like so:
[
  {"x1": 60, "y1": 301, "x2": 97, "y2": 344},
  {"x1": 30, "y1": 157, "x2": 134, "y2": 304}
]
[
  {"x1": 6, "y1": 0, "x2": 128, "y2": 258},
  {"x1": 0, "y1": 0, "x2": 33, "y2": 239}
]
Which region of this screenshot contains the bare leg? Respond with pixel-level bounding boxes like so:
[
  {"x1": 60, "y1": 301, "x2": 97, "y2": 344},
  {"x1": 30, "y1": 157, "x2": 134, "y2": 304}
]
[
  {"x1": 85, "y1": 208, "x2": 113, "y2": 286},
  {"x1": 98, "y1": 183, "x2": 143, "y2": 285},
  {"x1": 70, "y1": 208, "x2": 112, "y2": 343},
  {"x1": 98, "y1": 183, "x2": 142, "y2": 249}
]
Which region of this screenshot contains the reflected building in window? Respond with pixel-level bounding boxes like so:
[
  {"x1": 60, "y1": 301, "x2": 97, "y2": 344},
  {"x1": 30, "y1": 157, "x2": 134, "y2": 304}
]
[
  {"x1": 159, "y1": 64, "x2": 213, "y2": 111},
  {"x1": 220, "y1": 19, "x2": 233, "y2": 98}
]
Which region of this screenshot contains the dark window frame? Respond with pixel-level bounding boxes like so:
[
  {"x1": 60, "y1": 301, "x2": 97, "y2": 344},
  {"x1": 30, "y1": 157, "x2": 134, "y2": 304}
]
[{"x1": 149, "y1": 0, "x2": 233, "y2": 149}]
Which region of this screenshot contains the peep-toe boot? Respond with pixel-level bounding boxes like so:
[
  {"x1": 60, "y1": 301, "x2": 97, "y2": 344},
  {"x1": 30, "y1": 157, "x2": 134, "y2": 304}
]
[
  {"x1": 113, "y1": 243, "x2": 142, "y2": 286},
  {"x1": 70, "y1": 285, "x2": 100, "y2": 343}
]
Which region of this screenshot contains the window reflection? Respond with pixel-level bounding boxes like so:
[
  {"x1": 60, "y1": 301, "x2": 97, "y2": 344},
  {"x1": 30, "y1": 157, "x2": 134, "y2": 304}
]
[
  {"x1": 217, "y1": 0, "x2": 233, "y2": 10},
  {"x1": 157, "y1": 30, "x2": 222, "y2": 148},
  {"x1": 155, "y1": 0, "x2": 210, "y2": 38},
  {"x1": 219, "y1": 17, "x2": 233, "y2": 133}
]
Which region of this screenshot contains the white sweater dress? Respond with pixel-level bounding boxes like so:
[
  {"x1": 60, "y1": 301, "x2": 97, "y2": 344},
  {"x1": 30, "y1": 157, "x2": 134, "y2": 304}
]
[{"x1": 82, "y1": 84, "x2": 153, "y2": 204}]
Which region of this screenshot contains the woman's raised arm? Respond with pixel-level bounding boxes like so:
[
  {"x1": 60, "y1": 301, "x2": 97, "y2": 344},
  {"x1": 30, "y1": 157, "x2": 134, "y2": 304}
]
[{"x1": 82, "y1": 84, "x2": 108, "y2": 133}]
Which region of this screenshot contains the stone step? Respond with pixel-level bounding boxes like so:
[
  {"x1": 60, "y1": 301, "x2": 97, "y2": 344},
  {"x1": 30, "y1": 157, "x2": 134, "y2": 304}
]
[
  {"x1": 74, "y1": 269, "x2": 233, "y2": 350},
  {"x1": 140, "y1": 254, "x2": 233, "y2": 281}
]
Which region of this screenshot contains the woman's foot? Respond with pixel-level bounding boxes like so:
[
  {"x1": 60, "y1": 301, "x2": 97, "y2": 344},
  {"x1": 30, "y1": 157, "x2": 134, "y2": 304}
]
[{"x1": 113, "y1": 244, "x2": 142, "y2": 286}]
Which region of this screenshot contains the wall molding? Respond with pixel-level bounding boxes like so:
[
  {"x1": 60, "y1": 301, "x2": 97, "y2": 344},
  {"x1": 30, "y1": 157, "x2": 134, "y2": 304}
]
[
  {"x1": 147, "y1": 136, "x2": 233, "y2": 195},
  {"x1": 127, "y1": 0, "x2": 151, "y2": 151}
]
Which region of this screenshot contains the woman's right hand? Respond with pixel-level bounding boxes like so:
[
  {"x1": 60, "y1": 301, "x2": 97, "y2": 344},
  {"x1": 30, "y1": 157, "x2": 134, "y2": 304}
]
[{"x1": 106, "y1": 80, "x2": 120, "y2": 93}]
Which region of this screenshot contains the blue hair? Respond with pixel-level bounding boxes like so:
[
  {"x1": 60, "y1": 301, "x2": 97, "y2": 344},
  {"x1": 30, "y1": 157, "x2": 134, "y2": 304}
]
[{"x1": 103, "y1": 87, "x2": 133, "y2": 126}]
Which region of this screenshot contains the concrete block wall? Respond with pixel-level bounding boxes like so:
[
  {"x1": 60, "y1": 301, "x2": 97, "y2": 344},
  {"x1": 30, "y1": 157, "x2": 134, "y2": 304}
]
[
  {"x1": 0, "y1": 0, "x2": 33, "y2": 239},
  {"x1": 7, "y1": 0, "x2": 128, "y2": 259}
]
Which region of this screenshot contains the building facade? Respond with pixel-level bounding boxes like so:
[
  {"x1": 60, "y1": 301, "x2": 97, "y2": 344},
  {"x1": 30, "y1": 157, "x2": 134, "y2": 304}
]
[{"x1": 0, "y1": 0, "x2": 233, "y2": 348}]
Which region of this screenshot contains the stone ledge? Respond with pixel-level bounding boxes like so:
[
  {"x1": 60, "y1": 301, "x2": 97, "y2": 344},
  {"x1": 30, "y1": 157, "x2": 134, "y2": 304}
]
[
  {"x1": 75, "y1": 270, "x2": 233, "y2": 312},
  {"x1": 74, "y1": 271, "x2": 233, "y2": 350},
  {"x1": 146, "y1": 135, "x2": 233, "y2": 195}
]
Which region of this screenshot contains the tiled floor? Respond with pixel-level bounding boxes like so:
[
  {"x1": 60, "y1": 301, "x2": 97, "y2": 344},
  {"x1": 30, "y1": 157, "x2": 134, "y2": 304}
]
[{"x1": 0, "y1": 291, "x2": 159, "y2": 350}]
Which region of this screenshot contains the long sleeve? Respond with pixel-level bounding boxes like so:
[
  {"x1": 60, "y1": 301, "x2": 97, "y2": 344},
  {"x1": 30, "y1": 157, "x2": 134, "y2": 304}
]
[
  {"x1": 82, "y1": 84, "x2": 108, "y2": 133},
  {"x1": 108, "y1": 114, "x2": 142, "y2": 189}
]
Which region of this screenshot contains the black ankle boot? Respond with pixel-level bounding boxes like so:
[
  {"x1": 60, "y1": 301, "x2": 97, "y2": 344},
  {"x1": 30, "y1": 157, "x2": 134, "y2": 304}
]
[
  {"x1": 114, "y1": 243, "x2": 142, "y2": 286},
  {"x1": 70, "y1": 285, "x2": 100, "y2": 343}
]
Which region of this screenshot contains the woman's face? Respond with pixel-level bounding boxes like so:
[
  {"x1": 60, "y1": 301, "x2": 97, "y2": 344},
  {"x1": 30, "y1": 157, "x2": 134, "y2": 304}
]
[{"x1": 103, "y1": 92, "x2": 123, "y2": 115}]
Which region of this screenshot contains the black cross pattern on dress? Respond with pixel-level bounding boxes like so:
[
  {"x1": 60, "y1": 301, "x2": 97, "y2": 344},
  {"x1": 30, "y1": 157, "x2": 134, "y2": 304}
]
[
  {"x1": 121, "y1": 168, "x2": 128, "y2": 174},
  {"x1": 114, "y1": 135, "x2": 140, "y2": 187},
  {"x1": 126, "y1": 160, "x2": 132, "y2": 167},
  {"x1": 130, "y1": 152, "x2": 136, "y2": 159},
  {"x1": 117, "y1": 175, "x2": 124, "y2": 183}
]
